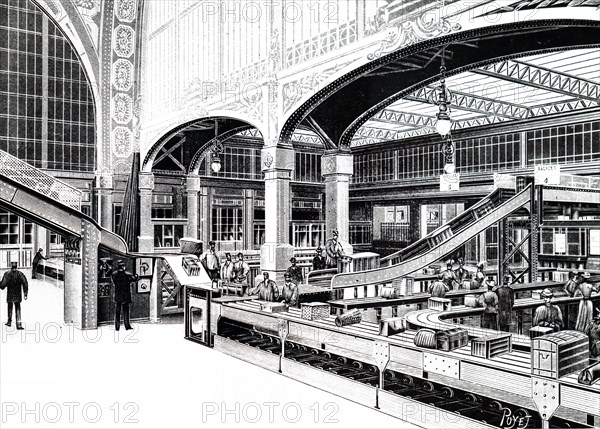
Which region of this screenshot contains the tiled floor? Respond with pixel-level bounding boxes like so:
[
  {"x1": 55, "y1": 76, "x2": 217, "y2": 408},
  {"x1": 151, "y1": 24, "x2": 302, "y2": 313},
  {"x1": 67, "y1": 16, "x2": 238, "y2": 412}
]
[{"x1": 0, "y1": 274, "x2": 413, "y2": 429}]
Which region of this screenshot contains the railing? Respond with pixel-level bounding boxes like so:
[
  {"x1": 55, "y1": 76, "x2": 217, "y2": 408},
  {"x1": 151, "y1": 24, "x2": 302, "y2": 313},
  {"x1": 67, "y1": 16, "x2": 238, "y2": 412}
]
[
  {"x1": 284, "y1": 20, "x2": 358, "y2": 68},
  {"x1": 380, "y1": 223, "x2": 410, "y2": 243},
  {"x1": 557, "y1": 173, "x2": 600, "y2": 190},
  {"x1": 0, "y1": 149, "x2": 82, "y2": 211},
  {"x1": 349, "y1": 222, "x2": 372, "y2": 245}
]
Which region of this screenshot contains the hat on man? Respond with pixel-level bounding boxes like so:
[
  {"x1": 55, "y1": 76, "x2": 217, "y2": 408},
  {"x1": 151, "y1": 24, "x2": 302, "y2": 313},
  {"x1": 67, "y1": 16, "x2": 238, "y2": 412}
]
[
  {"x1": 316, "y1": 247, "x2": 323, "y2": 253},
  {"x1": 10, "y1": 261, "x2": 17, "y2": 268},
  {"x1": 117, "y1": 260, "x2": 126, "y2": 267},
  {"x1": 446, "y1": 259, "x2": 454, "y2": 266},
  {"x1": 209, "y1": 240, "x2": 216, "y2": 246},
  {"x1": 290, "y1": 257, "x2": 297, "y2": 263},
  {"x1": 486, "y1": 279, "x2": 496, "y2": 288},
  {"x1": 582, "y1": 272, "x2": 591, "y2": 279},
  {"x1": 284, "y1": 272, "x2": 292, "y2": 279},
  {"x1": 477, "y1": 261, "x2": 485, "y2": 268},
  {"x1": 541, "y1": 288, "x2": 554, "y2": 298},
  {"x1": 237, "y1": 252, "x2": 244, "y2": 258},
  {"x1": 332, "y1": 229, "x2": 339, "y2": 237},
  {"x1": 38, "y1": 248, "x2": 43, "y2": 252}
]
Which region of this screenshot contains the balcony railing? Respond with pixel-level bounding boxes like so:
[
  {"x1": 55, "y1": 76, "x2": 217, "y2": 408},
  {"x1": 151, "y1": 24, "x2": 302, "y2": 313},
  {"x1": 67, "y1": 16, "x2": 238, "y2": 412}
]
[{"x1": 0, "y1": 149, "x2": 82, "y2": 211}]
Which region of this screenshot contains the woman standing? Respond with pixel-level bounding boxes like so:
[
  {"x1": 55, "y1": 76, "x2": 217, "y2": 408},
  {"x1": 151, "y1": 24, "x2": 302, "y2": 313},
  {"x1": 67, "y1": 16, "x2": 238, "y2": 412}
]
[{"x1": 575, "y1": 272, "x2": 600, "y2": 332}]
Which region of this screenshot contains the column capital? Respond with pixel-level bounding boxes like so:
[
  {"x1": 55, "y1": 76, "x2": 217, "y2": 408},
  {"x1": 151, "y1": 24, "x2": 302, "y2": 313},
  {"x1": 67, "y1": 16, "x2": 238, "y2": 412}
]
[
  {"x1": 138, "y1": 172, "x2": 154, "y2": 191},
  {"x1": 322, "y1": 152, "x2": 353, "y2": 177},
  {"x1": 186, "y1": 175, "x2": 201, "y2": 193},
  {"x1": 261, "y1": 146, "x2": 294, "y2": 172},
  {"x1": 95, "y1": 172, "x2": 114, "y2": 189}
]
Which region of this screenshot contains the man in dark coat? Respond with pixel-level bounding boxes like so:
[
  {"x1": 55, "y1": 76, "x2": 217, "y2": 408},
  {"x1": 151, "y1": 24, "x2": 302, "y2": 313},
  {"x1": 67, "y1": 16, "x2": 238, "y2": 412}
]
[
  {"x1": 112, "y1": 260, "x2": 138, "y2": 331},
  {"x1": 0, "y1": 262, "x2": 29, "y2": 329},
  {"x1": 479, "y1": 280, "x2": 499, "y2": 330},
  {"x1": 285, "y1": 257, "x2": 303, "y2": 285},
  {"x1": 312, "y1": 247, "x2": 326, "y2": 271},
  {"x1": 32, "y1": 248, "x2": 47, "y2": 279},
  {"x1": 494, "y1": 275, "x2": 515, "y2": 332}
]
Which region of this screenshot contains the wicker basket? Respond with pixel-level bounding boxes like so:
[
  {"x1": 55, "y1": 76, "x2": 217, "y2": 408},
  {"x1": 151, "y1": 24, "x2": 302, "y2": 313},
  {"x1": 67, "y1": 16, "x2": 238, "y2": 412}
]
[{"x1": 301, "y1": 303, "x2": 330, "y2": 321}]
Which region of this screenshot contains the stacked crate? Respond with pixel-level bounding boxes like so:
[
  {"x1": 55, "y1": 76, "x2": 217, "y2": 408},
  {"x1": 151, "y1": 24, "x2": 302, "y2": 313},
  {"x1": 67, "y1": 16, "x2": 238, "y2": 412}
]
[
  {"x1": 182, "y1": 256, "x2": 201, "y2": 276},
  {"x1": 471, "y1": 334, "x2": 512, "y2": 359}
]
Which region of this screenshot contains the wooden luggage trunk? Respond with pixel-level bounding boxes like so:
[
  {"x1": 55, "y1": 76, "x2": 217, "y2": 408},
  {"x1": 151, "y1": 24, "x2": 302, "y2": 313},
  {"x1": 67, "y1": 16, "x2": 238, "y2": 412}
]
[
  {"x1": 531, "y1": 330, "x2": 589, "y2": 379},
  {"x1": 436, "y1": 328, "x2": 469, "y2": 351}
]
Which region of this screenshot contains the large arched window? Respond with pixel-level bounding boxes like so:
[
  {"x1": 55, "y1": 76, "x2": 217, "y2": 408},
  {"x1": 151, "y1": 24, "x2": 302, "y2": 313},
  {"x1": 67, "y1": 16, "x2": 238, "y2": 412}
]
[{"x1": 0, "y1": 0, "x2": 95, "y2": 172}]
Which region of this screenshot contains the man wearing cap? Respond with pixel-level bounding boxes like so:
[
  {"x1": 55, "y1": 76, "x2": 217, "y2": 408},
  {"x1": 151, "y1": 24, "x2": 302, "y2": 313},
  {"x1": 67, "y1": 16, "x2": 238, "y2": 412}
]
[
  {"x1": 574, "y1": 272, "x2": 600, "y2": 332},
  {"x1": 199, "y1": 241, "x2": 220, "y2": 281},
  {"x1": 281, "y1": 272, "x2": 299, "y2": 307},
  {"x1": 479, "y1": 279, "x2": 499, "y2": 330},
  {"x1": 533, "y1": 288, "x2": 563, "y2": 332},
  {"x1": 325, "y1": 230, "x2": 344, "y2": 269},
  {"x1": 441, "y1": 259, "x2": 460, "y2": 290},
  {"x1": 220, "y1": 252, "x2": 234, "y2": 282},
  {"x1": 249, "y1": 272, "x2": 279, "y2": 302},
  {"x1": 286, "y1": 257, "x2": 303, "y2": 285},
  {"x1": 112, "y1": 260, "x2": 138, "y2": 331},
  {"x1": 32, "y1": 248, "x2": 48, "y2": 279},
  {"x1": 0, "y1": 262, "x2": 28, "y2": 329},
  {"x1": 428, "y1": 273, "x2": 450, "y2": 298},
  {"x1": 312, "y1": 247, "x2": 326, "y2": 271},
  {"x1": 494, "y1": 275, "x2": 515, "y2": 332},
  {"x1": 232, "y1": 252, "x2": 250, "y2": 286}
]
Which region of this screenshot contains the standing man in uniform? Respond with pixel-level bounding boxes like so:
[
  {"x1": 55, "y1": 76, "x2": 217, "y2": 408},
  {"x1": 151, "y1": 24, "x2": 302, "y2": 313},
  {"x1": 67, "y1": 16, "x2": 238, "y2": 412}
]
[
  {"x1": 474, "y1": 261, "x2": 486, "y2": 289},
  {"x1": 494, "y1": 275, "x2": 515, "y2": 332},
  {"x1": 112, "y1": 260, "x2": 138, "y2": 331},
  {"x1": 220, "y1": 253, "x2": 234, "y2": 282},
  {"x1": 479, "y1": 279, "x2": 499, "y2": 330},
  {"x1": 286, "y1": 257, "x2": 303, "y2": 285},
  {"x1": 454, "y1": 257, "x2": 469, "y2": 286},
  {"x1": 32, "y1": 248, "x2": 48, "y2": 279},
  {"x1": 200, "y1": 241, "x2": 220, "y2": 281},
  {"x1": 0, "y1": 262, "x2": 28, "y2": 329},
  {"x1": 312, "y1": 247, "x2": 326, "y2": 271}
]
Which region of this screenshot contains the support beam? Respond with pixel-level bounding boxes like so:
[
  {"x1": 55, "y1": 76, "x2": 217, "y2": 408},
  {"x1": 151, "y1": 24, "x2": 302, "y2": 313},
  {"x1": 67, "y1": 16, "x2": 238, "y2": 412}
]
[
  {"x1": 186, "y1": 175, "x2": 200, "y2": 240},
  {"x1": 474, "y1": 59, "x2": 600, "y2": 103}
]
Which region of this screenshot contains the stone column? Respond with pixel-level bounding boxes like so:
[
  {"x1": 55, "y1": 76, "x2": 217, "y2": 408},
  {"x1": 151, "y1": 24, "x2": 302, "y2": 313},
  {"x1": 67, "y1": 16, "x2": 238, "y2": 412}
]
[
  {"x1": 322, "y1": 151, "x2": 353, "y2": 254},
  {"x1": 138, "y1": 172, "x2": 154, "y2": 253},
  {"x1": 186, "y1": 175, "x2": 200, "y2": 240},
  {"x1": 260, "y1": 146, "x2": 294, "y2": 284},
  {"x1": 95, "y1": 173, "x2": 114, "y2": 230},
  {"x1": 244, "y1": 189, "x2": 254, "y2": 250},
  {"x1": 199, "y1": 186, "x2": 210, "y2": 245}
]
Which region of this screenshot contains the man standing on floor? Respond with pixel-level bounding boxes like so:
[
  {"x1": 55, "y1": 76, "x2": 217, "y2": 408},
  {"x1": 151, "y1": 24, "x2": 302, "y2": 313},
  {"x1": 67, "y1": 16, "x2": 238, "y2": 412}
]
[
  {"x1": 479, "y1": 279, "x2": 499, "y2": 330},
  {"x1": 31, "y1": 248, "x2": 47, "y2": 279},
  {"x1": 325, "y1": 230, "x2": 344, "y2": 269},
  {"x1": 441, "y1": 259, "x2": 460, "y2": 290},
  {"x1": 112, "y1": 260, "x2": 138, "y2": 331},
  {"x1": 494, "y1": 275, "x2": 515, "y2": 332},
  {"x1": 0, "y1": 262, "x2": 28, "y2": 329}
]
